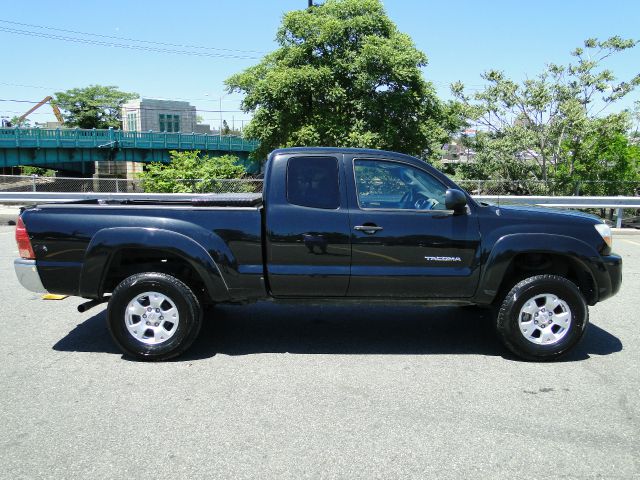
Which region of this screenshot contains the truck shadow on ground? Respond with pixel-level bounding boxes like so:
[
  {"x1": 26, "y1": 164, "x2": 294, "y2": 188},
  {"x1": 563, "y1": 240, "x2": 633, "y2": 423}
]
[{"x1": 53, "y1": 302, "x2": 622, "y2": 362}]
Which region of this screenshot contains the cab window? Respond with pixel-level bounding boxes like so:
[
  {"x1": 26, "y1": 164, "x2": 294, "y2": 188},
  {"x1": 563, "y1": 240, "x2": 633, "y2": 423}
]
[
  {"x1": 287, "y1": 156, "x2": 340, "y2": 209},
  {"x1": 354, "y1": 159, "x2": 447, "y2": 210}
]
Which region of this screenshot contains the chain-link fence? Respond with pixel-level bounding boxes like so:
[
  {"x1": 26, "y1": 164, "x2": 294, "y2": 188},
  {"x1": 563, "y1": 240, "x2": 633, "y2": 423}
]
[
  {"x1": 0, "y1": 175, "x2": 264, "y2": 194},
  {"x1": 1, "y1": 174, "x2": 639, "y2": 197},
  {"x1": 1, "y1": 175, "x2": 638, "y2": 226},
  {"x1": 146, "y1": 178, "x2": 264, "y2": 194}
]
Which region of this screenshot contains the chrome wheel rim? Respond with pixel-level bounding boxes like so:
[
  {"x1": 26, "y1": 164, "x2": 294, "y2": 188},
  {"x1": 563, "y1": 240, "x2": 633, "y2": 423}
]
[
  {"x1": 518, "y1": 293, "x2": 572, "y2": 345},
  {"x1": 125, "y1": 291, "x2": 180, "y2": 345}
]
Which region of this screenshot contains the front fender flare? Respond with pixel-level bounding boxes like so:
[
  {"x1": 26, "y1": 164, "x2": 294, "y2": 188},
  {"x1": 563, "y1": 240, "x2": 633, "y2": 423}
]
[{"x1": 477, "y1": 233, "x2": 603, "y2": 303}]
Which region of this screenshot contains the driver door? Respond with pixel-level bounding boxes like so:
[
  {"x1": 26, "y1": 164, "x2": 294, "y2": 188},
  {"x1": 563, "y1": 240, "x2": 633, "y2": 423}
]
[{"x1": 346, "y1": 156, "x2": 481, "y2": 298}]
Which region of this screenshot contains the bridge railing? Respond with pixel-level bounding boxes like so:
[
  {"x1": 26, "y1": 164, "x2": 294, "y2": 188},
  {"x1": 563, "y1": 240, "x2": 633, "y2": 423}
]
[{"x1": 0, "y1": 128, "x2": 260, "y2": 152}]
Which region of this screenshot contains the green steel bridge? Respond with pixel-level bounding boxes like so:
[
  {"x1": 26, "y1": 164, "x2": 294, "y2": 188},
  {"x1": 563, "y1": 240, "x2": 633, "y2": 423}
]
[{"x1": 0, "y1": 128, "x2": 261, "y2": 174}]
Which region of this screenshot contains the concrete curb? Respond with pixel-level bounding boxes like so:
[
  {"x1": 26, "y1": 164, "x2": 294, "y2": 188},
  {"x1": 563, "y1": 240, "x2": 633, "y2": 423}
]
[{"x1": 612, "y1": 228, "x2": 640, "y2": 236}]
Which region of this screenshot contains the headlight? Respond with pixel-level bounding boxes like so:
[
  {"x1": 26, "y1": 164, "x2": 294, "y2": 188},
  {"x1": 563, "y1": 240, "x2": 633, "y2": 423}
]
[{"x1": 594, "y1": 223, "x2": 612, "y2": 249}]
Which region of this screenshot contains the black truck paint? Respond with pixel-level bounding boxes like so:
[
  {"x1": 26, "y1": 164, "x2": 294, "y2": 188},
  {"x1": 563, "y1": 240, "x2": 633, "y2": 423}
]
[{"x1": 15, "y1": 147, "x2": 623, "y2": 360}]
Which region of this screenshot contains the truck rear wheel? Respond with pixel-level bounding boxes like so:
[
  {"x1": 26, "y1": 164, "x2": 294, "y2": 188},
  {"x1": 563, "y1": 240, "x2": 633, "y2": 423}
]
[
  {"x1": 107, "y1": 272, "x2": 202, "y2": 361},
  {"x1": 496, "y1": 275, "x2": 589, "y2": 361}
]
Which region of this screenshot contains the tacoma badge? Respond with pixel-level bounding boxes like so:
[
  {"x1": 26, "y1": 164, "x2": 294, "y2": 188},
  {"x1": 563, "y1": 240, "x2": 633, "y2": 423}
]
[{"x1": 424, "y1": 256, "x2": 462, "y2": 262}]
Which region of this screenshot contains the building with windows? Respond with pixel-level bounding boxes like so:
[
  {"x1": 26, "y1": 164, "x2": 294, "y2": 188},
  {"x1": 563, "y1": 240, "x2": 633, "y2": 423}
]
[
  {"x1": 121, "y1": 98, "x2": 198, "y2": 133},
  {"x1": 100, "y1": 99, "x2": 200, "y2": 181},
  {"x1": 97, "y1": 98, "x2": 196, "y2": 181}
]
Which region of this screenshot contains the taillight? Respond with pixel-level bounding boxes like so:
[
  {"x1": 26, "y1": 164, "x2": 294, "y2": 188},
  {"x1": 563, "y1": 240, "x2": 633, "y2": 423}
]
[{"x1": 15, "y1": 217, "x2": 35, "y2": 259}]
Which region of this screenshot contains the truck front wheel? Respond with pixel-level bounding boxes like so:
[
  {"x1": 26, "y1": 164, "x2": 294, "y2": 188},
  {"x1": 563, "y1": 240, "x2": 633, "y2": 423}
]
[
  {"x1": 107, "y1": 272, "x2": 202, "y2": 361},
  {"x1": 496, "y1": 275, "x2": 589, "y2": 361}
]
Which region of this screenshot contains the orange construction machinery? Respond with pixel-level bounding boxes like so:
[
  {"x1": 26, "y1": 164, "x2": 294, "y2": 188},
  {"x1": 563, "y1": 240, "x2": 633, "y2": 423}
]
[{"x1": 18, "y1": 96, "x2": 65, "y2": 124}]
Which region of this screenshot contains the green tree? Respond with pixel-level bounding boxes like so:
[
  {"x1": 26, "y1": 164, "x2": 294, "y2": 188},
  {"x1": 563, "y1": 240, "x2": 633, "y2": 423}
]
[
  {"x1": 555, "y1": 122, "x2": 640, "y2": 196},
  {"x1": 226, "y1": 0, "x2": 453, "y2": 160},
  {"x1": 9, "y1": 116, "x2": 30, "y2": 127},
  {"x1": 221, "y1": 120, "x2": 231, "y2": 135},
  {"x1": 139, "y1": 150, "x2": 248, "y2": 193},
  {"x1": 631, "y1": 100, "x2": 640, "y2": 141},
  {"x1": 52, "y1": 85, "x2": 139, "y2": 129},
  {"x1": 20, "y1": 166, "x2": 56, "y2": 177},
  {"x1": 452, "y1": 37, "x2": 640, "y2": 189}
]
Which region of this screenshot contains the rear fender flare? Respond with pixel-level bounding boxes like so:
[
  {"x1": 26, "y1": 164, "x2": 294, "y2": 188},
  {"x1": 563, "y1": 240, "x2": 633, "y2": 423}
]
[{"x1": 78, "y1": 227, "x2": 232, "y2": 302}]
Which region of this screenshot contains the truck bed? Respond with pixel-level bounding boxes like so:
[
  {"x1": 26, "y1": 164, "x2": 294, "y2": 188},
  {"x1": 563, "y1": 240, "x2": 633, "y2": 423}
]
[
  {"x1": 22, "y1": 197, "x2": 266, "y2": 300},
  {"x1": 39, "y1": 192, "x2": 264, "y2": 208}
]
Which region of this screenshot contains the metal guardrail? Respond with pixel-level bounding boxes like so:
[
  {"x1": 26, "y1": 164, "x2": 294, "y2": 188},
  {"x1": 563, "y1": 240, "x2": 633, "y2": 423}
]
[
  {"x1": 0, "y1": 192, "x2": 638, "y2": 226},
  {"x1": 475, "y1": 196, "x2": 640, "y2": 228},
  {"x1": 2, "y1": 175, "x2": 637, "y2": 197},
  {"x1": 457, "y1": 179, "x2": 640, "y2": 196},
  {"x1": 0, "y1": 192, "x2": 229, "y2": 203},
  {"x1": 475, "y1": 195, "x2": 640, "y2": 207}
]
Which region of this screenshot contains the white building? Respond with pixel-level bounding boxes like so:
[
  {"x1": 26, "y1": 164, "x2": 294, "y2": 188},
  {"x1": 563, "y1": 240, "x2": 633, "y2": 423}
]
[{"x1": 121, "y1": 98, "x2": 198, "y2": 133}]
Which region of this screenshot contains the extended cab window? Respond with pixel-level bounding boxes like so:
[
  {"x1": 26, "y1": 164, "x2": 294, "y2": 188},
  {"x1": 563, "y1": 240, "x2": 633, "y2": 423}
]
[
  {"x1": 354, "y1": 159, "x2": 447, "y2": 210},
  {"x1": 287, "y1": 156, "x2": 340, "y2": 209}
]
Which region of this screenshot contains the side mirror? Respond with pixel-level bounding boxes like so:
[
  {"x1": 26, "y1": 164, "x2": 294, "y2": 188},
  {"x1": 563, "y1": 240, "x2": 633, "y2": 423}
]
[{"x1": 445, "y1": 188, "x2": 468, "y2": 214}]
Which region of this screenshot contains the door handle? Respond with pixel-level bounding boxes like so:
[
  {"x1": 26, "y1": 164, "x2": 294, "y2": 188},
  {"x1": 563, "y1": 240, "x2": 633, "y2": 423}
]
[{"x1": 354, "y1": 225, "x2": 383, "y2": 234}]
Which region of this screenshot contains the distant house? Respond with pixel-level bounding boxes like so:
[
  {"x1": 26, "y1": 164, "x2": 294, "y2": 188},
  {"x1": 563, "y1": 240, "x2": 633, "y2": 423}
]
[
  {"x1": 194, "y1": 124, "x2": 213, "y2": 134},
  {"x1": 516, "y1": 149, "x2": 541, "y2": 162},
  {"x1": 37, "y1": 121, "x2": 63, "y2": 129},
  {"x1": 441, "y1": 141, "x2": 476, "y2": 164}
]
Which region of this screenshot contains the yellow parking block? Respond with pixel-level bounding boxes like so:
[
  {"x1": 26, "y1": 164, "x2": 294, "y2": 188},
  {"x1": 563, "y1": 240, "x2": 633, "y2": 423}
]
[{"x1": 42, "y1": 294, "x2": 68, "y2": 300}]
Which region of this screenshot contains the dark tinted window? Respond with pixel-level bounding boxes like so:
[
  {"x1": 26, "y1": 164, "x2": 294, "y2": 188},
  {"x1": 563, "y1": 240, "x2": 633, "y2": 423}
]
[{"x1": 287, "y1": 156, "x2": 340, "y2": 209}]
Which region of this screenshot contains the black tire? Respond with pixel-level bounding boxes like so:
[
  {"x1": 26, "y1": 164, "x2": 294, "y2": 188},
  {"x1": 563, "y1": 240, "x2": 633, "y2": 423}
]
[
  {"x1": 496, "y1": 275, "x2": 589, "y2": 361},
  {"x1": 107, "y1": 272, "x2": 202, "y2": 361}
]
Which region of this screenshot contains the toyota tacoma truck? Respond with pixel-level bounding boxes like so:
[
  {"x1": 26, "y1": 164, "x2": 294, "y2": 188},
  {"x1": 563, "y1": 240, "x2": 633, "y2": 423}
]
[{"x1": 13, "y1": 148, "x2": 622, "y2": 361}]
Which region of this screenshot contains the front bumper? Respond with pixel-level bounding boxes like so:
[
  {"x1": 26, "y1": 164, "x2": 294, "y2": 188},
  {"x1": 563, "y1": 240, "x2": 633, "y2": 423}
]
[
  {"x1": 14, "y1": 259, "x2": 47, "y2": 293},
  {"x1": 597, "y1": 254, "x2": 622, "y2": 302}
]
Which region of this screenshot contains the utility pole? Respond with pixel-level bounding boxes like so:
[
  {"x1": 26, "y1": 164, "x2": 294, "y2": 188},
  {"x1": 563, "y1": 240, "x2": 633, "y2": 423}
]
[{"x1": 308, "y1": 0, "x2": 313, "y2": 8}]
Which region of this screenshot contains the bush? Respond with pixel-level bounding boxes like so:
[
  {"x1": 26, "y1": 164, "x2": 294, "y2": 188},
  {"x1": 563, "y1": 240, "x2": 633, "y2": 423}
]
[{"x1": 139, "y1": 150, "x2": 249, "y2": 193}]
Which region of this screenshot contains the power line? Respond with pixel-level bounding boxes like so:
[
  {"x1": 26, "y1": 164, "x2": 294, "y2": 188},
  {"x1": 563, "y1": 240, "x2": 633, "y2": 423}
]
[
  {"x1": 0, "y1": 81, "x2": 66, "y2": 90},
  {"x1": 0, "y1": 98, "x2": 247, "y2": 114},
  {"x1": 0, "y1": 82, "x2": 244, "y2": 104},
  {"x1": 0, "y1": 109, "x2": 253, "y2": 121},
  {"x1": 0, "y1": 18, "x2": 268, "y2": 55},
  {"x1": 0, "y1": 25, "x2": 261, "y2": 60}
]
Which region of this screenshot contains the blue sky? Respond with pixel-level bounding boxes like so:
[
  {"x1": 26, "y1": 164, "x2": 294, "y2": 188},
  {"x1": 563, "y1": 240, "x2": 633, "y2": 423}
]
[{"x1": 1, "y1": 0, "x2": 639, "y2": 127}]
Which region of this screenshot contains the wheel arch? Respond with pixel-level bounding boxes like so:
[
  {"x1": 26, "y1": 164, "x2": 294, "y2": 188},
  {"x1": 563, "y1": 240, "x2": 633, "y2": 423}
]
[
  {"x1": 477, "y1": 234, "x2": 601, "y2": 305},
  {"x1": 79, "y1": 227, "x2": 232, "y2": 303}
]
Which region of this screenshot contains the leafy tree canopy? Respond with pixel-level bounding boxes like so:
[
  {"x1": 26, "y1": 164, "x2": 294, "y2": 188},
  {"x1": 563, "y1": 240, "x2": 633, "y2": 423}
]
[
  {"x1": 452, "y1": 36, "x2": 640, "y2": 190},
  {"x1": 53, "y1": 85, "x2": 139, "y2": 129},
  {"x1": 554, "y1": 119, "x2": 640, "y2": 195},
  {"x1": 20, "y1": 166, "x2": 55, "y2": 177},
  {"x1": 226, "y1": 0, "x2": 454, "y2": 160},
  {"x1": 9, "y1": 116, "x2": 30, "y2": 127}
]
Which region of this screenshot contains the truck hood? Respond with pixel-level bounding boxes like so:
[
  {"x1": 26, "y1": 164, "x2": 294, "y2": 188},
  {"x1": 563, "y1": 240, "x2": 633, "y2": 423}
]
[{"x1": 495, "y1": 204, "x2": 603, "y2": 225}]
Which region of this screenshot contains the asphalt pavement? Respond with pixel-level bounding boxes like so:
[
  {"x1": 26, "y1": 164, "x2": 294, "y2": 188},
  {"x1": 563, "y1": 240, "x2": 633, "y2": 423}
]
[{"x1": 0, "y1": 225, "x2": 639, "y2": 479}]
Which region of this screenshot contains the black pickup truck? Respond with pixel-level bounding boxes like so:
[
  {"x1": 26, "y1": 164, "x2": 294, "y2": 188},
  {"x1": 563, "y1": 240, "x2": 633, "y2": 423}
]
[{"x1": 14, "y1": 147, "x2": 622, "y2": 361}]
